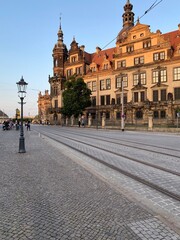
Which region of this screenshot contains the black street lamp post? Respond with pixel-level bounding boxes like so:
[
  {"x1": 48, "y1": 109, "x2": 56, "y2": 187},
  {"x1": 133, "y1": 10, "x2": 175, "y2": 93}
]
[{"x1": 16, "y1": 76, "x2": 28, "y2": 153}]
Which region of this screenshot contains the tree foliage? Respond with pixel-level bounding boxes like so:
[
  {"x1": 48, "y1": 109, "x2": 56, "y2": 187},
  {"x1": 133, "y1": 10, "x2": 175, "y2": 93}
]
[{"x1": 61, "y1": 76, "x2": 91, "y2": 118}]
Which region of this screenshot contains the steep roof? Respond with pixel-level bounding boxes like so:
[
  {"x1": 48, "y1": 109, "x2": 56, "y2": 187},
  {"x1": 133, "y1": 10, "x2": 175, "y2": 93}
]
[
  {"x1": 90, "y1": 47, "x2": 115, "y2": 66},
  {"x1": 162, "y1": 29, "x2": 180, "y2": 50}
]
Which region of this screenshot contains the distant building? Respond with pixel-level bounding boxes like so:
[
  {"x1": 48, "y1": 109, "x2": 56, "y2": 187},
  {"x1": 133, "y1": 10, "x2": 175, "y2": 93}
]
[
  {"x1": 0, "y1": 110, "x2": 9, "y2": 123},
  {"x1": 37, "y1": 90, "x2": 51, "y2": 124},
  {"x1": 41, "y1": 0, "x2": 180, "y2": 126}
]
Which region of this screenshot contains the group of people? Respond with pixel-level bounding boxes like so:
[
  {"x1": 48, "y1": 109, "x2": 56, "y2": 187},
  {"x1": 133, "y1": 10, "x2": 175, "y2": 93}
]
[{"x1": 2, "y1": 120, "x2": 31, "y2": 131}]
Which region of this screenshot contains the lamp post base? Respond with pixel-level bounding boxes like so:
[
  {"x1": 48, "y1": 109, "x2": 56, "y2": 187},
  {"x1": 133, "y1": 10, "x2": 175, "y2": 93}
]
[{"x1": 19, "y1": 137, "x2": 26, "y2": 153}]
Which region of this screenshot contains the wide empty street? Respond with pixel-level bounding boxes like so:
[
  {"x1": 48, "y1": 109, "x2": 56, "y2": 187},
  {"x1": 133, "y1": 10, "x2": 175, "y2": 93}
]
[{"x1": 0, "y1": 125, "x2": 180, "y2": 239}]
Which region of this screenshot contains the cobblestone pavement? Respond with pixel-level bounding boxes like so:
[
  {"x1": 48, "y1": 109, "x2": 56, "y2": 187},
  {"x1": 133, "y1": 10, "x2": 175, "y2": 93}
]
[{"x1": 0, "y1": 128, "x2": 179, "y2": 239}]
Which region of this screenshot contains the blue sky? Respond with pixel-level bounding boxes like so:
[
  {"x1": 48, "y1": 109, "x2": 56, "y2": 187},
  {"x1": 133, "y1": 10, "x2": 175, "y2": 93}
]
[{"x1": 0, "y1": 0, "x2": 179, "y2": 118}]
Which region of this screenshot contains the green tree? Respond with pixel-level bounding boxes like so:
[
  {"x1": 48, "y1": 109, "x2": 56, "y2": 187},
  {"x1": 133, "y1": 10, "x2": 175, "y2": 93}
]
[{"x1": 61, "y1": 76, "x2": 91, "y2": 118}]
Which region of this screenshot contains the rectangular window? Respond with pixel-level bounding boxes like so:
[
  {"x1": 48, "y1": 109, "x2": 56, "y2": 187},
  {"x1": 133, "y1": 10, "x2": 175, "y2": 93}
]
[
  {"x1": 160, "y1": 69, "x2": 167, "y2": 82},
  {"x1": 100, "y1": 80, "x2": 105, "y2": 90},
  {"x1": 134, "y1": 56, "x2": 144, "y2": 65},
  {"x1": 160, "y1": 110, "x2": 166, "y2": 119},
  {"x1": 140, "y1": 73, "x2": 146, "y2": 85},
  {"x1": 134, "y1": 92, "x2": 138, "y2": 102},
  {"x1": 92, "y1": 81, "x2": 96, "y2": 91},
  {"x1": 140, "y1": 92, "x2": 145, "y2": 102},
  {"x1": 117, "y1": 60, "x2": 126, "y2": 68},
  {"x1": 133, "y1": 74, "x2": 139, "y2": 85},
  {"x1": 54, "y1": 100, "x2": 58, "y2": 108},
  {"x1": 127, "y1": 45, "x2": 134, "y2": 53},
  {"x1": 104, "y1": 64, "x2": 108, "y2": 70},
  {"x1": 106, "y1": 95, "x2": 110, "y2": 105},
  {"x1": 91, "y1": 96, "x2": 96, "y2": 106},
  {"x1": 152, "y1": 69, "x2": 167, "y2": 83},
  {"x1": 154, "y1": 111, "x2": 159, "y2": 119},
  {"x1": 152, "y1": 71, "x2": 159, "y2": 83},
  {"x1": 116, "y1": 94, "x2": 120, "y2": 104},
  {"x1": 71, "y1": 56, "x2": 77, "y2": 62},
  {"x1": 174, "y1": 67, "x2": 180, "y2": 81},
  {"x1": 153, "y1": 51, "x2": 165, "y2": 61},
  {"x1": 133, "y1": 73, "x2": 146, "y2": 85},
  {"x1": 76, "y1": 66, "x2": 82, "y2": 75},
  {"x1": 67, "y1": 69, "x2": 73, "y2": 77},
  {"x1": 174, "y1": 87, "x2": 180, "y2": 100},
  {"x1": 106, "y1": 78, "x2": 111, "y2": 89},
  {"x1": 153, "y1": 90, "x2": 158, "y2": 102},
  {"x1": 161, "y1": 89, "x2": 166, "y2": 101},
  {"x1": 143, "y1": 41, "x2": 151, "y2": 48},
  {"x1": 116, "y1": 77, "x2": 121, "y2": 88},
  {"x1": 101, "y1": 96, "x2": 105, "y2": 105}
]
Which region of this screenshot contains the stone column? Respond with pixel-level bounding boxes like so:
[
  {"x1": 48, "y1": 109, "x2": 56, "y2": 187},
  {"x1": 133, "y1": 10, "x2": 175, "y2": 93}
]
[
  {"x1": 148, "y1": 110, "x2": 153, "y2": 131},
  {"x1": 88, "y1": 113, "x2": 92, "y2": 127},
  {"x1": 102, "y1": 113, "x2": 106, "y2": 128},
  {"x1": 66, "y1": 117, "x2": 68, "y2": 126},
  {"x1": 71, "y1": 115, "x2": 74, "y2": 126}
]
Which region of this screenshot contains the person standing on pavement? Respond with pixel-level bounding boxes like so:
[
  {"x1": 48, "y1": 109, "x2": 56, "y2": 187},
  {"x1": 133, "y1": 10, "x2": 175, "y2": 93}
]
[
  {"x1": 78, "y1": 116, "x2": 81, "y2": 127},
  {"x1": 27, "y1": 120, "x2": 31, "y2": 131}
]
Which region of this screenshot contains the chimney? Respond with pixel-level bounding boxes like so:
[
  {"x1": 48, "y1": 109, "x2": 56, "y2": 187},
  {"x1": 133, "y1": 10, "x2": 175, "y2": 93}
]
[
  {"x1": 80, "y1": 45, "x2": 85, "y2": 51},
  {"x1": 178, "y1": 24, "x2": 180, "y2": 31}
]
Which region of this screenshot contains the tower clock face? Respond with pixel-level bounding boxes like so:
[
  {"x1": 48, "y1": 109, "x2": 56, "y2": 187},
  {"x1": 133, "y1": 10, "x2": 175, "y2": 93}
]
[{"x1": 122, "y1": 31, "x2": 127, "y2": 37}]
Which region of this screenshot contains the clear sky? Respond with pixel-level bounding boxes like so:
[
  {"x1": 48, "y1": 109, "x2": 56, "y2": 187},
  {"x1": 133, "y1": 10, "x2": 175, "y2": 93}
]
[{"x1": 0, "y1": 0, "x2": 179, "y2": 118}]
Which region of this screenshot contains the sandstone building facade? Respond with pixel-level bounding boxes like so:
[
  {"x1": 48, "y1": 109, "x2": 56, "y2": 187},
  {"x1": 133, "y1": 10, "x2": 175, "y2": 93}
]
[{"x1": 39, "y1": 0, "x2": 180, "y2": 127}]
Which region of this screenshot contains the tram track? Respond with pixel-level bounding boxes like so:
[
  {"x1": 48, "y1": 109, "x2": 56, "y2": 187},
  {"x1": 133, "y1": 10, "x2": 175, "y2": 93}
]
[
  {"x1": 63, "y1": 128, "x2": 180, "y2": 158},
  {"x1": 36, "y1": 129, "x2": 180, "y2": 202}
]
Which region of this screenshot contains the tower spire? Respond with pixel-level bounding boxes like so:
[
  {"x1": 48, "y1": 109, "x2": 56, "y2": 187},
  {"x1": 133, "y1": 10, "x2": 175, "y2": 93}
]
[{"x1": 57, "y1": 13, "x2": 63, "y2": 42}]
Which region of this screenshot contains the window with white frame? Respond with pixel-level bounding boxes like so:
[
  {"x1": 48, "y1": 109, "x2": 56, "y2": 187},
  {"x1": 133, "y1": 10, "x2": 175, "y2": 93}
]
[
  {"x1": 67, "y1": 69, "x2": 73, "y2": 77},
  {"x1": 76, "y1": 66, "x2": 82, "y2": 75},
  {"x1": 134, "y1": 56, "x2": 144, "y2": 65},
  {"x1": 153, "y1": 51, "x2": 165, "y2": 61},
  {"x1": 116, "y1": 75, "x2": 128, "y2": 88},
  {"x1": 127, "y1": 45, "x2": 134, "y2": 53},
  {"x1": 106, "y1": 78, "x2": 111, "y2": 90},
  {"x1": 143, "y1": 41, "x2": 151, "y2": 49},
  {"x1": 92, "y1": 81, "x2": 96, "y2": 91},
  {"x1": 100, "y1": 80, "x2": 105, "y2": 90},
  {"x1": 174, "y1": 67, "x2": 180, "y2": 81},
  {"x1": 133, "y1": 72, "x2": 146, "y2": 85},
  {"x1": 152, "y1": 69, "x2": 167, "y2": 83},
  {"x1": 117, "y1": 60, "x2": 126, "y2": 69}
]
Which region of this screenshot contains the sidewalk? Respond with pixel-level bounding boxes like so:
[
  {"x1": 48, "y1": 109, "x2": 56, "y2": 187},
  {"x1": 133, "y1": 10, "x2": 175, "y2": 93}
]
[{"x1": 0, "y1": 128, "x2": 179, "y2": 240}]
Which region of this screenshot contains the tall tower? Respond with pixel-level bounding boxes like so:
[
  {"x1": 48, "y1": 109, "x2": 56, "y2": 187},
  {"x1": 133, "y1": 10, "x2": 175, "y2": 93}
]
[
  {"x1": 52, "y1": 17, "x2": 68, "y2": 77},
  {"x1": 122, "y1": 0, "x2": 134, "y2": 28},
  {"x1": 116, "y1": 0, "x2": 135, "y2": 43},
  {"x1": 48, "y1": 18, "x2": 68, "y2": 124}
]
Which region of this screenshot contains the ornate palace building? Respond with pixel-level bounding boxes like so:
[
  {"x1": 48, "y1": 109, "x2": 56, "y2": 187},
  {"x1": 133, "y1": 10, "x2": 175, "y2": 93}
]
[{"x1": 39, "y1": 0, "x2": 180, "y2": 127}]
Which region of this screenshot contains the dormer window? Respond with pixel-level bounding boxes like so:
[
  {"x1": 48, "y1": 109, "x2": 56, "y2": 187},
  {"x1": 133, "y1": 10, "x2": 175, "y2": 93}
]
[
  {"x1": 91, "y1": 66, "x2": 96, "y2": 72},
  {"x1": 140, "y1": 33, "x2": 144, "y2": 37},
  {"x1": 104, "y1": 64, "x2": 109, "y2": 70}
]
